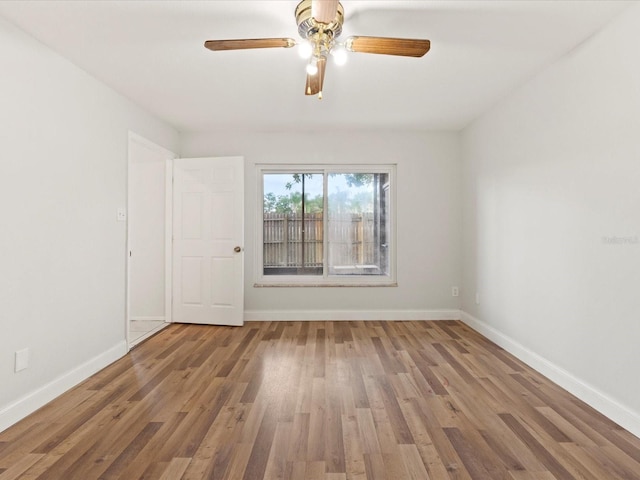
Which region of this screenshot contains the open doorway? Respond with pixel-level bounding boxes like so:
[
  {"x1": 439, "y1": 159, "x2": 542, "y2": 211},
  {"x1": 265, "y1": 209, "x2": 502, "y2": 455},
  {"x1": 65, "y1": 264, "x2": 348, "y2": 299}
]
[{"x1": 127, "y1": 132, "x2": 176, "y2": 347}]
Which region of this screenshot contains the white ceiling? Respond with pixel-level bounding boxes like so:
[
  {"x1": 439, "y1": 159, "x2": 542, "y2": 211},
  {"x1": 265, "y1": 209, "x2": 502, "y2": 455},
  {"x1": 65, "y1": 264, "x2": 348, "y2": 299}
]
[{"x1": 0, "y1": 1, "x2": 632, "y2": 133}]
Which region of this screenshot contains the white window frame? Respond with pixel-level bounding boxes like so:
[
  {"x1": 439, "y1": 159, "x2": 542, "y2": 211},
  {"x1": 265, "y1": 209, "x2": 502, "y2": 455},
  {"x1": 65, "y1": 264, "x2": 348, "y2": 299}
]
[{"x1": 255, "y1": 164, "x2": 397, "y2": 287}]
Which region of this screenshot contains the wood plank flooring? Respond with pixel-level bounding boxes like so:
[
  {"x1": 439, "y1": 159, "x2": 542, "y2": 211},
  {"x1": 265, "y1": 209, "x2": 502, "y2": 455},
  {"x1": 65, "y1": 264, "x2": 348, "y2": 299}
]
[{"x1": 1, "y1": 320, "x2": 639, "y2": 479}]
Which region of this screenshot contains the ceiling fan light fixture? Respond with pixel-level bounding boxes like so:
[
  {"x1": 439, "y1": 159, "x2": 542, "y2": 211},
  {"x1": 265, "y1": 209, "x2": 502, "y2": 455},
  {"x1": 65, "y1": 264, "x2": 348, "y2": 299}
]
[
  {"x1": 331, "y1": 44, "x2": 347, "y2": 65},
  {"x1": 306, "y1": 58, "x2": 319, "y2": 75},
  {"x1": 298, "y1": 41, "x2": 313, "y2": 59}
]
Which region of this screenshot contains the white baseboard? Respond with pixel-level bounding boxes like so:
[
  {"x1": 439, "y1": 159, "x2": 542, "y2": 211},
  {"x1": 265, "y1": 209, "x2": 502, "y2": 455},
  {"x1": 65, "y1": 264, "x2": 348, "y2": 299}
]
[
  {"x1": 130, "y1": 316, "x2": 166, "y2": 322},
  {"x1": 0, "y1": 341, "x2": 128, "y2": 434},
  {"x1": 244, "y1": 309, "x2": 461, "y2": 322},
  {"x1": 460, "y1": 311, "x2": 640, "y2": 439},
  {"x1": 129, "y1": 323, "x2": 170, "y2": 348}
]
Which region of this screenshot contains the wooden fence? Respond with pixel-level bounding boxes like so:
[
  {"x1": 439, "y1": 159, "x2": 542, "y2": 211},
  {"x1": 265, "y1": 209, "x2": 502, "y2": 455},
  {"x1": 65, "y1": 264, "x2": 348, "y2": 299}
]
[{"x1": 263, "y1": 212, "x2": 376, "y2": 271}]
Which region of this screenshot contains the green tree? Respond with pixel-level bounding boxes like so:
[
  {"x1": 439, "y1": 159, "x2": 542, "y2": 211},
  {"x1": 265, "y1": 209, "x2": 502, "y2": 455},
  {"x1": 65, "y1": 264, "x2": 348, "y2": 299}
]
[
  {"x1": 264, "y1": 192, "x2": 277, "y2": 213},
  {"x1": 265, "y1": 173, "x2": 326, "y2": 214},
  {"x1": 342, "y1": 173, "x2": 373, "y2": 188},
  {"x1": 284, "y1": 173, "x2": 373, "y2": 189},
  {"x1": 304, "y1": 194, "x2": 323, "y2": 214},
  {"x1": 276, "y1": 192, "x2": 301, "y2": 214},
  {"x1": 264, "y1": 192, "x2": 324, "y2": 215}
]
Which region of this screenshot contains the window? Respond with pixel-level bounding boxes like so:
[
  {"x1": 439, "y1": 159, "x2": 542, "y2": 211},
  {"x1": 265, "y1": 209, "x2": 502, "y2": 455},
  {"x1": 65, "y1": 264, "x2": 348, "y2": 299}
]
[{"x1": 258, "y1": 165, "x2": 396, "y2": 286}]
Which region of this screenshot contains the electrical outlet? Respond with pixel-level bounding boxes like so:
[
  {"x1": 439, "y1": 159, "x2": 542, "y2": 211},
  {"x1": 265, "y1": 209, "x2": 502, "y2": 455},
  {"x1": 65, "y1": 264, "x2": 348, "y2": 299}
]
[
  {"x1": 15, "y1": 348, "x2": 29, "y2": 372},
  {"x1": 117, "y1": 208, "x2": 127, "y2": 222},
  {"x1": 452, "y1": 286, "x2": 459, "y2": 297},
  {"x1": 475, "y1": 292, "x2": 481, "y2": 305}
]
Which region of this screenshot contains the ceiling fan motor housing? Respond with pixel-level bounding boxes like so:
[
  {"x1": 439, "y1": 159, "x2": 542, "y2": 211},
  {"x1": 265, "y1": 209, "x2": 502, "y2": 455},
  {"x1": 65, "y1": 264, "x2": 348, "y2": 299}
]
[{"x1": 295, "y1": 0, "x2": 344, "y2": 40}]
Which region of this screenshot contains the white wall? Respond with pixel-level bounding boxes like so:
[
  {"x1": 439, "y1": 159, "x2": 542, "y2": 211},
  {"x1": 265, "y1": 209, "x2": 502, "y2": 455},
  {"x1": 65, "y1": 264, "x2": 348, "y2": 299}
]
[
  {"x1": 461, "y1": 5, "x2": 640, "y2": 436},
  {"x1": 181, "y1": 131, "x2": 462, "y2": 319},
  {"x1": 0, "y1": 17, "x2": 178, "y2": 431}
]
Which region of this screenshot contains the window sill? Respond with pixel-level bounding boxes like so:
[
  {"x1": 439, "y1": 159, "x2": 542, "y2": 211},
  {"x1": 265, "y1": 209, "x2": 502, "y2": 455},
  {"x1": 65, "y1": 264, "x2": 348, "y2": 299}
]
[{"x1": 254, "y1": 282, "x2": 398, "y2": 288}]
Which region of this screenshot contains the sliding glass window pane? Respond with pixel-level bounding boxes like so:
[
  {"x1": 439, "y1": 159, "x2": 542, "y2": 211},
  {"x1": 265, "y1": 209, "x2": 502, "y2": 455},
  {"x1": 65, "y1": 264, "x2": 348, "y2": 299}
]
[
  {"x1": 327, "y1": 173, "x2": 389, "y2": 276},
  {"x1": 302, "y1": 174, "x2": 324, "y2": 273},
  {"x1": 263, "y1": 173, "x2": 323, "y2": 275}
]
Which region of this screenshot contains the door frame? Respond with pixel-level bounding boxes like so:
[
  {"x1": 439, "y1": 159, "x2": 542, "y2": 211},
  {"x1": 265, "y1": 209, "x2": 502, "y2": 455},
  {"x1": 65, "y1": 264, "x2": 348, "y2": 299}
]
[
  {"x1": 164, "y1": 158, "x2": 173, "y2": 327},
  {"x1": 126, "y1": 131, "x2": 176, "y2": 350}
]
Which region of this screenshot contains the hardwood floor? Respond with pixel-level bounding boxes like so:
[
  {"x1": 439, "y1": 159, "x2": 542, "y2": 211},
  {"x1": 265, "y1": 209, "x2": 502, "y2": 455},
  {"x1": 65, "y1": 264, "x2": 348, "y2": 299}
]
[{"x1": 1, "y1": 320, "x2": 639, "y2": 479}]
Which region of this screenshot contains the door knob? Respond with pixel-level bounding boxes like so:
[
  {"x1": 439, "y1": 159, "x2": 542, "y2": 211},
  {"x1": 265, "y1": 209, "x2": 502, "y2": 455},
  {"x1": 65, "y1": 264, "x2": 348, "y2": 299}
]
[{"x1": 234, "y1": 246, "x2": 242, "y2": 253}]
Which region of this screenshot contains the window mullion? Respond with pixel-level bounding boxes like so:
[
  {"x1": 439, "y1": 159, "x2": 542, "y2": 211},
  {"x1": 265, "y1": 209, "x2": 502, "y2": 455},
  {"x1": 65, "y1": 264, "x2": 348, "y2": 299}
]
[
  {"x1": 301, "y1": 173, "x2": 306, "y2": 273},
  {"x1": 322, "y1": 169, "x2": 328, "y2": 279}
]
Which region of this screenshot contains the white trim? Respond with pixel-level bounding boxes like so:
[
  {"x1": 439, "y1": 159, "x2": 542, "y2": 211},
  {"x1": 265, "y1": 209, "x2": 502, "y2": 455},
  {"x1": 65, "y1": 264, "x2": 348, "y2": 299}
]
[
  {"x1": 253, "y1": 282, "x2": 398, "y2": 288},
  {"x1": 0, "y1": 341, "x2": 127, "y2": 434},
  {"x1": 129, "y1": 316, "x2": 167, "y2": 322},
  {"x1": 129, "y1": 323, "x2": 170, "y2": 348},
  {"x1": 128, "y1": 131, "x2": 175, "y2": 159},
  {"x1": 245, "y1": 309, "x2": 461, "y2": 321},
  {"x1": 126, "y1": 132, "x2": 176, "y2": 350},
  {"x1": 165, "y1": 158, "x2": 173, "y2": 325},
  {"x1": 126, "y1": 137, "x2": 132, "y2": 348},
  {"x1": 460, "y1": 311, "x2": 640, "y2": 439}
]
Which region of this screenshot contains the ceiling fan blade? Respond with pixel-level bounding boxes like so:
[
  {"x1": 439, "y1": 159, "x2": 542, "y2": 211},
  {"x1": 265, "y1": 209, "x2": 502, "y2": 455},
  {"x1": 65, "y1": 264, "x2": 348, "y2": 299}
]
[
  {"x1": 346, "y1": 36, "x2": 431, "y2": 57},
  {"x1": 305, "y1": 56, "x2": 327, "y2": 97},
  {"x1": 305, "y1": 73, "x2": 318, "y2": 96},
  {"x1": 312, "y1": 0, "x2": 339, "y2": 24},
  {"x1": 204, "y1": 38, "x2": 296, "y2": 51}
]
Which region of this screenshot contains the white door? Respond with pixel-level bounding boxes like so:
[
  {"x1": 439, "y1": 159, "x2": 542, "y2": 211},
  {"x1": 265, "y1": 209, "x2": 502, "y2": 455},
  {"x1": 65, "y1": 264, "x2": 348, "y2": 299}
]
[{"x1": 172, "y1": 157, "x2": 244, "y2": 326}]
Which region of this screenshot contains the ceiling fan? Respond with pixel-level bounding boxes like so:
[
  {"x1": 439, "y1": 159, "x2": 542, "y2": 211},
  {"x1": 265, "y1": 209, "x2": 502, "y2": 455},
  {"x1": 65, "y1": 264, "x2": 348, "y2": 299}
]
[{"x1": 204, "y1": 0, "x2": 430, "y2": 99}]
